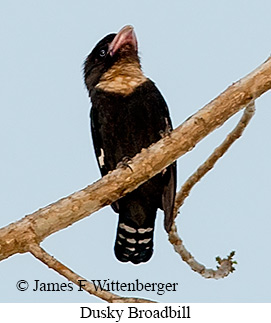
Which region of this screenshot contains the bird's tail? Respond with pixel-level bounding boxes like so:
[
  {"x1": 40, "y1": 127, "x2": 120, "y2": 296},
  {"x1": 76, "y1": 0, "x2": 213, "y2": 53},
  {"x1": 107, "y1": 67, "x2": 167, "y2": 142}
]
[{"x1": 114, "y1": 203, "x2": 156, "y2": 264}]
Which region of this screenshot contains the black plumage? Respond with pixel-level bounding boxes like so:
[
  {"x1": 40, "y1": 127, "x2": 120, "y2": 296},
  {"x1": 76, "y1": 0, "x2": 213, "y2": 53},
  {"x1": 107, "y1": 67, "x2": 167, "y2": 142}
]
[{"x1": 84, "y1": 25, "x2": 176, "y2": 264}]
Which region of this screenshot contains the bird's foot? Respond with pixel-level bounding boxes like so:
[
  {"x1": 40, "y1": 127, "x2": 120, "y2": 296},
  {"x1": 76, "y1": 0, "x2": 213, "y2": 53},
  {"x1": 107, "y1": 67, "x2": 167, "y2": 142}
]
[
  {"x1": 159, "y1": 129, "x2": 171, "y2": 138},
  {"x1": 116, "y1": 156, "x2": 133, "y2": 172},
  {"x1": 159, "y1": 123, "x2": 172, "y2": 138}
]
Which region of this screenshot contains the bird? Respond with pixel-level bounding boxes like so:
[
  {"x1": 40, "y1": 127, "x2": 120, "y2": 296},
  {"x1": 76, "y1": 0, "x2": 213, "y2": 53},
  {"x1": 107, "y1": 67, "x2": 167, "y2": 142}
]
[{"x1": 84, "y1": 25, "x2": 176, "y2": 264}]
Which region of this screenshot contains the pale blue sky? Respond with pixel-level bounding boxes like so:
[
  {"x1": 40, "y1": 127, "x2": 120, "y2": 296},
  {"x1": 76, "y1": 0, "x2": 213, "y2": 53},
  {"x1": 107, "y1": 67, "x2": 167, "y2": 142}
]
[{"x1": 1, "y1": 0, "x2": 271, "y2": 302}]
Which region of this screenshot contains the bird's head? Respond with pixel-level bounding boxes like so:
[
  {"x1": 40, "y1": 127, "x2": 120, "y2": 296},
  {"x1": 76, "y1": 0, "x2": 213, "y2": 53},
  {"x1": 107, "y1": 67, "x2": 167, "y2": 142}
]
[{"x1": 84, "y1": 25, "x2": 146, "y2": 96}]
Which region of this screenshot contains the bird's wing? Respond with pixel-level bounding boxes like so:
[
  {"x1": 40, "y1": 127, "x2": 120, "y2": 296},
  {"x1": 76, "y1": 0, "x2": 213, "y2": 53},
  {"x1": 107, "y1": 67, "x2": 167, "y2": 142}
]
[
  {"x1": 162, "y1": 161, "x2": 177, "y2": 233},
  {"x1": 150, "y1": 84, "x2": 177, "y2": 233},
  {"x1": 90, "y1": 107, "x2": 120, "y2": 212}
]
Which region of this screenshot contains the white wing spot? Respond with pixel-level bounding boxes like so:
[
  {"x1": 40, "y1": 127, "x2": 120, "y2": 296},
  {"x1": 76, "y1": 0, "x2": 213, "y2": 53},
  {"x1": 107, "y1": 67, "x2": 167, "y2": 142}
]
[
  {"x1": 119, "y1": 223, "x2": 137, "y2": 233},
  {"x1": 117, "y1": 241, "x2": 122, "y2": 245},
  {"x1": 162, "y1": 168, "x2": 167, "y2": 176},
  {"x1": 138, "y1": 227, "x2": 153, "y2": 234},
  {"x1": 98, "y1": 149, "x2": 105, "y2": 167},
  {"x1": 138, "y1": 238, "x2": 151, "y2": 244},
  {"x1": 118, "y1": 234, "x2": 125, "y2": 239}
]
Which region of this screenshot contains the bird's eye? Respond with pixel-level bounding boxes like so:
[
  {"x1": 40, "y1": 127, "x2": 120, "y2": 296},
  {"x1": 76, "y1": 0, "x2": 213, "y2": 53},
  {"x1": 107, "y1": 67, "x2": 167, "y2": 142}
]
[{"x1": 99, "y1": 49, "x2": 106, "y2": 58}]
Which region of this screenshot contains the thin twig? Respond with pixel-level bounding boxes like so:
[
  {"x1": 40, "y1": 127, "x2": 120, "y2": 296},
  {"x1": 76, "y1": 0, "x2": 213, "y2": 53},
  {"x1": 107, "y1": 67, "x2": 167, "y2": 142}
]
[
  {"x1": 173, "y1": 101, "x2": 256, "y2": 217},
  {"x1": 28, "y1": 244, "x2": 156, "y2": 303},
  {"x1": 169, "y1": 223, "x2": 236, "y2": 279},
  {"x1": 169, "y1": 102, "x2": 255, "y2": 278}
]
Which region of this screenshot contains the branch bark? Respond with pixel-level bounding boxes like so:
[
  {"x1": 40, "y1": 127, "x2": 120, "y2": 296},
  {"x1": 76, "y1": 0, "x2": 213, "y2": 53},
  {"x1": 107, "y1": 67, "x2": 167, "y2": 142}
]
[
  {"x1": 28, "y1": 244, "x2": 155, "y2": 303},
  {"x1": 169, "y1": 223, "x2": 236, "y2": 279},
  {"x1": 173, "y1": 100, "x2": 256, "y2": 217},
  {"x1": 168, "y1": 101, "x2": 255, "y2": 279},
  {"x1": 168, "y1": 101, "x2": 255, "y2": 278},
  {"x1": 0, "y1": 57, "x2": 270, "y2": 263}
]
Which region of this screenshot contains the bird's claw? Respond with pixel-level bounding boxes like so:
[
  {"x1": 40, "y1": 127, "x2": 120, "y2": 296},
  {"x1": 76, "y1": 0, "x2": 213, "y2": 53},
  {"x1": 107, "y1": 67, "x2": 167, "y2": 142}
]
[
  {"x1": 159, "y1": 123, "x2": 172, "y2": 138},
  {"x1": 116, "y1": 156, "x2": 133, "y2": 172}
]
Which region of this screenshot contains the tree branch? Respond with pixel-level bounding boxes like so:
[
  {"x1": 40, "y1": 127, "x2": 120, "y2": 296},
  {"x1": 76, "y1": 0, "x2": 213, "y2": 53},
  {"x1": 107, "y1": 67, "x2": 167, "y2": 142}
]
[
  {"x1": 168, "y1": 101, "x2": 255, "y2": 278},
  {"x1": 173, "y1": 100, "x2": 256, "y2": 217},
  {"x1": 0, "y1": 57, "x2": 270, "y2": 263},
  {"x1": 28, "y1": 244, "x2": 155, "y2": 303},
  {"x1": 169, "y1": 223, "x2": 236, "y2": 279},
  {"x1": 27, "y1": 102, "x2": 253, "y2": 301}
]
